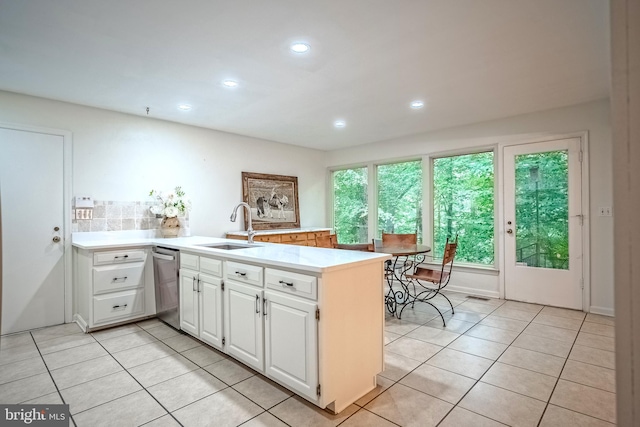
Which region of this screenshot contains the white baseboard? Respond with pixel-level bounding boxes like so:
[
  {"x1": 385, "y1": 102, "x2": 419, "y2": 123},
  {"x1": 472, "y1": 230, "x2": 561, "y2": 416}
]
[
  {"x1": 73, "y1": 314, "x2": 88, "y2": 332},
  {"x1": 589, "y1": 306, "x2": 615, "y2": 316},
  {"x1": 446, "y1": 285, "x2": 500, "y2": 300}
]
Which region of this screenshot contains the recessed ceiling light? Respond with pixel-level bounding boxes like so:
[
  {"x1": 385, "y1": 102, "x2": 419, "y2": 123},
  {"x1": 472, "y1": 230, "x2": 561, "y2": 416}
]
[
  {"x1": 410, "y1": 100, "x2": 424, "y2": 109},
  {"x1": 177, "y1": 104, "x2": 192, "y2": 111},
  {"x1": 222, "y1": 80, "x2": 239, "y2": 88},
  {"x1": 334, "y1": 120, "x2": 346, "y2": 128},
  {"x1": 291, "y1": 43, "x2": 310, "y2": 53}
]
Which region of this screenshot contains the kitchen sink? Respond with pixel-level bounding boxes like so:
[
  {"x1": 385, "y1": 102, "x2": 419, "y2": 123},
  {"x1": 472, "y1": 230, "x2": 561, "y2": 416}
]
[{"x1": 196, "y1": 243, "x2": 259, "y2": 250}]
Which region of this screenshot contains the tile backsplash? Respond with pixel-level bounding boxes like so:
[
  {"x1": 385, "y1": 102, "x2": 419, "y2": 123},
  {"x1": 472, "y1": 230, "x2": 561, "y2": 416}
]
[{"x1": 72, "y1": 200, "x2": 189, "y2": 233}]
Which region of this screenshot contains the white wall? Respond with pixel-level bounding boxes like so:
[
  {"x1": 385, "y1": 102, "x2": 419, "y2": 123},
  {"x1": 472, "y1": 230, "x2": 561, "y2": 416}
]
[
  {"x1": 0, "y1": 91, "x2": 328, "y2": 237},
  {"x1": 326, "y1": 99, "x2": 613, "y2": 314}
]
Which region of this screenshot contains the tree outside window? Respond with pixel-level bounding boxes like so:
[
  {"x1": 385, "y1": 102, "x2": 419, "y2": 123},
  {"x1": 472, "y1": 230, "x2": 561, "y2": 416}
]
[
  {"x1": 377, "y1": 160, "x2": 422, "y2": 242},
  {"x1": 332, "y1": 167, "x2": 368, "y2": 244},
  {"x1": 433, "y1": 152, "x2": 495, "y2": 265}
]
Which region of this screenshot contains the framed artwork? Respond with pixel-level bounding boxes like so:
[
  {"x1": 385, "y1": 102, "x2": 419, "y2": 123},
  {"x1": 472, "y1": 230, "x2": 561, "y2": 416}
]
[{"x1": 241, "y1": 172, "x2": 300, "y2": 230}]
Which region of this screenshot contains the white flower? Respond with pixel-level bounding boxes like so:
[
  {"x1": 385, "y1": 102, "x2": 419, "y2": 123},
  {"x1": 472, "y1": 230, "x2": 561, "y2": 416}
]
[
  {"x1": 148, "y1": 186, "x2": 191, "y2": 218},
  {"x1": 163, "y1": 206, "x2": 179, "y2": 218}
]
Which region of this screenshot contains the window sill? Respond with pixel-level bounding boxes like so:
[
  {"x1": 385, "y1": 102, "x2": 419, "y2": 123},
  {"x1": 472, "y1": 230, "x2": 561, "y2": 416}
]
[{"x1": 415, "y1": 260, "x2": 499, "y2": 275}]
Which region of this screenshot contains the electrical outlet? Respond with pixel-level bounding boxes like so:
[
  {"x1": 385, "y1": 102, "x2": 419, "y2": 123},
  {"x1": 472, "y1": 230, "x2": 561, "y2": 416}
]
[{"x1": 598, "y1": 206, "x2": 612, "y2": 216}]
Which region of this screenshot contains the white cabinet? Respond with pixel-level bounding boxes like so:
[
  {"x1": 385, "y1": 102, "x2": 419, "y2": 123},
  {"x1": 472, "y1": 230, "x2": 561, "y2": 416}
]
[
  {"x1": 264, "y1": 290, "x2": 318, "y2": 401},
  {"x1": 179, "y1": 254, "x2": 223, "y2": 350},
  {"x1": 73, "y1": 247, "x2": 155, "y2": 331},
  {"x1": 224, "y1": 280, "x2": 264, "y2": 371},
  {"x1": 223, "y1": 263, "x2": 319, "y2": 400}
]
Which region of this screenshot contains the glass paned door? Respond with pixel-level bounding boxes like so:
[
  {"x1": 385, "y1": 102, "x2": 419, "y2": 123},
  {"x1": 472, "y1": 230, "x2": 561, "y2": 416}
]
[
  {"x1": 514, "y1": 151, "x2": 569, "y2": 270},
  {"x1": 504, "y1": 138, "x2": 582, "y2": 309}
]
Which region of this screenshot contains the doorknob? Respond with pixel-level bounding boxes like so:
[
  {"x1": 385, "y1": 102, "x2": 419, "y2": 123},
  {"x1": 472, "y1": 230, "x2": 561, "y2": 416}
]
[
  {"x1": 506, "y1": 229, "x2": 513, "y2": 235},
  {"x1": 52, "y1": 236, "x2": 61, "y2": 243}
]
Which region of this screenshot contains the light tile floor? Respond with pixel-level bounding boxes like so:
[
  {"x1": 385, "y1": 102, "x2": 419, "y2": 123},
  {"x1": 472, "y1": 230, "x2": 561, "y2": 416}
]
[{"x1": 0, "y1": 293, "x2": 617, "y2": 426}]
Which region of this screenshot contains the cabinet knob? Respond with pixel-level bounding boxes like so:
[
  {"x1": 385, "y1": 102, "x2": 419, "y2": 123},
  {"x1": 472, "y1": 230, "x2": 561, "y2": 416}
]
[{"x1": 52, "y1": 236, "x2": 61, "y2": 243}]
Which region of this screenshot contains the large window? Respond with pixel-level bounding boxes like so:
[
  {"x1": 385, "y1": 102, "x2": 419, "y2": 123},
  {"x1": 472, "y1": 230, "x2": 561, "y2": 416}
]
[
  {"x1": 377, "y1": 160, "x2": 422, "y2": 241},
  {"x1": 332, "y1": 167, "x2": 368, "y2": 244},
  {"x1": 432, "y1": 152, "x2": 495, "y2": 265}
]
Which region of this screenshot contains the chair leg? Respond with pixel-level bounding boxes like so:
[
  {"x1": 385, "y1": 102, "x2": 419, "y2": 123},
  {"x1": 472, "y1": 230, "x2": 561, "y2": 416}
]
[
  {"x1": 421, "y1": 300, "x2": 446, "y2": 327},
  {"x1": 440, "y1": 292, "x2": 454, "y2": 314}
]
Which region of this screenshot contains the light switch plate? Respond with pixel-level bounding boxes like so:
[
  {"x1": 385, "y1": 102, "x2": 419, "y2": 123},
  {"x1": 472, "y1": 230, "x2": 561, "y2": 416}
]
[
  {"x1": 598, "y1": 206, "x2": 612, "y2": 216},
  {"x1": 75, "y1": 196, "x2": 94, "y2": 208}
]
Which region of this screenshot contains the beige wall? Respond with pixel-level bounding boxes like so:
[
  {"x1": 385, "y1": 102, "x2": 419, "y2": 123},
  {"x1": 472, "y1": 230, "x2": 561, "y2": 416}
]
[
  {"x1": 0, "y1": 91, "x2": 328, "y2": 238},
  {"x1": 326, "y1": 99, "x2": 613, "y2": 314},
  {"x1": 611, "y1": 0, "x2": 639, "y2": 423}
]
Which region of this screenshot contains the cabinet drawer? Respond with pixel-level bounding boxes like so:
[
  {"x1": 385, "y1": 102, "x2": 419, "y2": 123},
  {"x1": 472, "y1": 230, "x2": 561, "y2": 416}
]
[
  {"x1": 93, "y1": 262, "x2": 145, "y2": 294},
  {"x1": 180, "y1": 253, "x2": 199, "y2": 270},
  {"x1": 93, "y1": 289, "x2": 145, "y2": 324},
  {"x1": 310, "y1": 231, "x2": 330, "y2": 239},
  {"x1": 200, "y1": 257, "x2": 222, "y2": 277},
  {"x1": 226, "y1": 261, "x2": 263, "y2": 287},
  {"x1": 280, "y1": 233, "x2": 308, "y2": 243},
  {"x1": 266, "y1": 268, "x2": 317, "y2": 300},
  {"x1": 94, "y1": 249, "x2": 146, "y2": 265},
  {"x1": 255, "y1": 234, "x2": 281, "y2": 243}
]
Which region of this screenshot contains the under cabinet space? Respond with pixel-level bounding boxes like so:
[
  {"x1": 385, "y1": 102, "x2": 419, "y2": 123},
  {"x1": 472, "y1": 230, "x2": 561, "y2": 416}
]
[
  {"x1": 93, "y1": 262, "x2": 145, "y2": 294},
  {"x1": 226, "y1": 261, "x2": 263, "y2": 287},
  {"x1": 265, "y1": 268, "x2": 317, "y2": 300}
]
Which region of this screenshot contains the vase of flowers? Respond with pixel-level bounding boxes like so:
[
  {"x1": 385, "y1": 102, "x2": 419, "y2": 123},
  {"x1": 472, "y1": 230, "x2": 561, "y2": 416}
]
[{"x1": 149, "y1": 186, "x2": 191, "y2": 238}]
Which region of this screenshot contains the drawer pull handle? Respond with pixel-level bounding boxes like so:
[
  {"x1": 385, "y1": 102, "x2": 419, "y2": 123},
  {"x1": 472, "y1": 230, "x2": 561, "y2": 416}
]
[
  {"x1": 279, "y1": 280, "x2": 294, "y2": 287},
  {"x1": 112, "y1": 276, "x2": 128, "y2": 282},
  {"x1": 114, "y1": 255, "x2": 129, "y2": 260},
  {"x1": 112, "y1": 304, "x2": 128, "y2": 311},
  {"x1": 235, "y1": 271, "x2": 247, "y2": 277}
]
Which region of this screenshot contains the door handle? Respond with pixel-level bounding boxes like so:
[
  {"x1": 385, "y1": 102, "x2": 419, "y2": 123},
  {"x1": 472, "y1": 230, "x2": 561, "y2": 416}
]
[
  {"x1": 52, "y1": 236, "x2": 61, "y2": 243},
  {"x1": 255, "y1": 295, "x2": 260, "y2": 314}
]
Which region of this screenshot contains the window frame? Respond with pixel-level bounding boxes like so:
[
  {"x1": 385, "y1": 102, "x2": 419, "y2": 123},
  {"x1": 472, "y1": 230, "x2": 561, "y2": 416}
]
[
  {"x1": 328, "y1": 148, "x2": 498, "y2": 270},
  {"x1": 426, "y1": 145, "x2": 498, "y2": 269}
]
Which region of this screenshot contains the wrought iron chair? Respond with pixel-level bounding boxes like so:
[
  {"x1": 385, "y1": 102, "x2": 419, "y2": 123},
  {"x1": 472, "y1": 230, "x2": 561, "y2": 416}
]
[{"x1": 404, "y1": 235, "x2": 458, "y2": 326}]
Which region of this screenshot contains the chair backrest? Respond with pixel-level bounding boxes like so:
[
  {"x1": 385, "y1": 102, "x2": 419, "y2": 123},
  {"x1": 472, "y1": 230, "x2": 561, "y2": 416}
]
[
  {"x1": 316, "y1": 234, "x2": 338, "y2": 248},
  {"x1": 441, "y1": 235, "x2": 458, "y2": 268},
  {"x1": 381, "y1": 233, "x2": 417, "y2": 246}
]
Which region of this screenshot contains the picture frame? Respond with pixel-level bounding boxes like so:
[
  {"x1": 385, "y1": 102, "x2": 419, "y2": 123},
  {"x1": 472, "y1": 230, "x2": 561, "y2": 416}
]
[{"x1": 241, "y1": 172, "x2": 300, "y2": 230}]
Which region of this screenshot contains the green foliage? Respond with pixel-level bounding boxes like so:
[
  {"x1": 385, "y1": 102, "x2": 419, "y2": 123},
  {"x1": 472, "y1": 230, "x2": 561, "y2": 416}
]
[
  {"x1": 515, "y1": 151, "x2": 569, "y2": 269},
  {"x1": 333, "y1": 168, "x2": 368, "y2": 244},
  {"x1": 433, "y1": 152, "x2": 495, "y2": 264},
  {"x1": 377, "y1": 161, "x2": 422, "y2": 241}
]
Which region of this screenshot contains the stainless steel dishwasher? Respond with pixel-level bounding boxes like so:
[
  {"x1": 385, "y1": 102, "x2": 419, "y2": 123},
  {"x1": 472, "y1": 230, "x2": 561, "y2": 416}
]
[{"x1": 152, "y1": 246, "x2": 180, "y2": 330}]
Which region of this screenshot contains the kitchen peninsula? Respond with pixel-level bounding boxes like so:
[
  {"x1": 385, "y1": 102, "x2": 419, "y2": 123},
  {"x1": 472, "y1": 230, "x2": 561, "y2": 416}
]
[{"x1": 72, "y1": 232, "x2": 390, "y2": 414}]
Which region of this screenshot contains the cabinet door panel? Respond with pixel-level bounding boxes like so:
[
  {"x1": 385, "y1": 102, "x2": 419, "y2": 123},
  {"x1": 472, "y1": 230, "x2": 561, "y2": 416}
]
[
  {"x1": 179, "y1": 269, "x2": 198, "y2": 336},
  {"x1": 264, "y1": 291, "x2": 318, "y2": 401},
  {"x1": 224, "y1": 281, "x2": 263, "y2": 372},
  {"x1": 199, "y1": 274, "x2": 223, "y2": 350}
]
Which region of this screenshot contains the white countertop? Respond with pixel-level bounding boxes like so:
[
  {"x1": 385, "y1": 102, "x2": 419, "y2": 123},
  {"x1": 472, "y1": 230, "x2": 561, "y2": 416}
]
[{"x1": 72, "y1": 231, "x2": 390, "y2": 273}]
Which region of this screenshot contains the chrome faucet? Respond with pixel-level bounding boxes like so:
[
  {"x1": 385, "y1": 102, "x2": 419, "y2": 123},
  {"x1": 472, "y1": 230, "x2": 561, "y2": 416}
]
[{"x1": 230, "y1": 202, "x2": 256, "y2": 244}]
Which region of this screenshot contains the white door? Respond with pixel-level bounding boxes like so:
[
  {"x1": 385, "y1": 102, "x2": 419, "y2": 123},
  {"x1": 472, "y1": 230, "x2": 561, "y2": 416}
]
[
  {"x1": 0, "y1": 128, "x2": 65, "y2": 334},
  {"x1": 224, "y1": 281, "x2": 263, "y2": 372},
  {"x1": 199, "y1": 273, "x2": 223, "y2": 349},
  {"x1": 179, "y1": 269, "x2": 198, "y2": 336},
  {"x1": 264, "y1": 290, "x2": 318, "y2": 401},
  {"x1": 504, "y1": 138, "x2": 583, "y2": 309}
]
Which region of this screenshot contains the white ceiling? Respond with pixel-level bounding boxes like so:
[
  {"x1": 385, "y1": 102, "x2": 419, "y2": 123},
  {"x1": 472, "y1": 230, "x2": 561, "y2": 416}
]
[{"x1": 0, "y1": 0, "x2": 610, "y2": 151}]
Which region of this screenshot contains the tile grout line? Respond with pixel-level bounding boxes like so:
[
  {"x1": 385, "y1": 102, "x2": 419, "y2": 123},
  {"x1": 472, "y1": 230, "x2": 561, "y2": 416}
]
[{"x1": 28, "y1": 330, "x2": 79, "y2": 427}]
